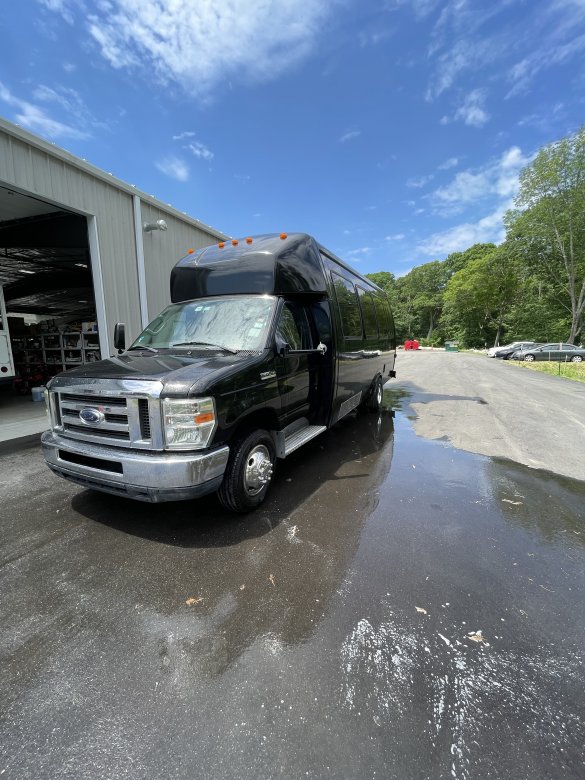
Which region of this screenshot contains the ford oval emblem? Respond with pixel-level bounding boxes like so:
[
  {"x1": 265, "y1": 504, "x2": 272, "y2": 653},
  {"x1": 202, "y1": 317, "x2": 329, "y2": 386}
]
[{"x1": 79, "y1": 408, "x2": 104, "y2": 425}]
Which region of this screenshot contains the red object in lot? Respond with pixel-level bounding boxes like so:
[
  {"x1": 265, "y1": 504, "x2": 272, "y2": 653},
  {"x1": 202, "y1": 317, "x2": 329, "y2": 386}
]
[
  {"x1": 404, "y1": 340, "x2": 420, "y2": 350},
  {"x1": 412, "y1": 339, "x2": 420, "y2": 350}
]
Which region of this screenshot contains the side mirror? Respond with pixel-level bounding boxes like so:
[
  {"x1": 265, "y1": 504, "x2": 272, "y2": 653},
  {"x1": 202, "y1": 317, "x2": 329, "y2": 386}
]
[
  {"x1": 113, "y1": 322, "x2": 126, "y2": 353},
  {"x1": 275, "y1": 335, "x2": 290, "y2": 357}
]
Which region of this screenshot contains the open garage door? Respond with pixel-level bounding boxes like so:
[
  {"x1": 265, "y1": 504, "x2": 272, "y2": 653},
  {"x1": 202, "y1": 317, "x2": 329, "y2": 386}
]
[{"x1": 0, "y1": 185, "x2": 100, "y2": 441}]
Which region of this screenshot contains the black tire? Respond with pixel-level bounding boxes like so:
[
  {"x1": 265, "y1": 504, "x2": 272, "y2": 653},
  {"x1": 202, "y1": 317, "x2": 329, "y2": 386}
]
[
  {"x1": 217, "y1": 429, "x2": 276, "y2": 513},
  {"x1": 366, "y1": 375, "x2": 384, "y2": 412}
]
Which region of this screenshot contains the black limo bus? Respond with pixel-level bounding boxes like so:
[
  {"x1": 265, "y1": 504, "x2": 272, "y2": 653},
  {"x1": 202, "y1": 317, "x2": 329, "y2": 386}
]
[{"x1": 42, "y1": 233, "x2": 396, "y2": 512}]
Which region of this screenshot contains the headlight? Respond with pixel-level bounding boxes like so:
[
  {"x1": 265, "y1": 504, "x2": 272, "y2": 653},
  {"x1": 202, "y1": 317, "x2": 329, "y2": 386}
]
[{"x1": 162, "y1": 397, "x2": 217, "y2": 450}]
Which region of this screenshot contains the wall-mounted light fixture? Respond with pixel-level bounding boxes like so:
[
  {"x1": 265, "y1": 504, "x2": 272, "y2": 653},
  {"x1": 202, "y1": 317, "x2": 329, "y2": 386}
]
[{"x1": 143, "y1": 219, "x2": 168, "y2": 232}]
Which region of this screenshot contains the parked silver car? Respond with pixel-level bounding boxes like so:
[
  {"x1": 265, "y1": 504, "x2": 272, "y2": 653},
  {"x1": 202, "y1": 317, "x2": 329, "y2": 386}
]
[
  {"x1": 487, "y1": 341, "x2": 537, "y2": 359},
  {"x1": 511, "y1": 343, "x2": 585, "y2": 362}
]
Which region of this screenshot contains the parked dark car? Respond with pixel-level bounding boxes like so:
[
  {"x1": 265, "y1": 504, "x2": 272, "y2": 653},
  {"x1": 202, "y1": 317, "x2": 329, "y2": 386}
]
[
  {"x1": 511, "y1": 343, "x2": 585, "y2": 362},
  {"x1": 490, "y1": 341, "x2": 539, "y2": 360}
]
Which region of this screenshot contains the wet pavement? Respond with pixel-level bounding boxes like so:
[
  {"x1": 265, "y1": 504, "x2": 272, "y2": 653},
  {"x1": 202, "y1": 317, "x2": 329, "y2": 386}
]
[{"x1": 1, "y1": 407, "x2": 584, "y2": 779}]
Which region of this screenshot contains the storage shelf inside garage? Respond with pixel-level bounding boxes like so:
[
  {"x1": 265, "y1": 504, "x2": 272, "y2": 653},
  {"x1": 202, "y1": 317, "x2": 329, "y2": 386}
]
[{"x1": 12, "y1": 330, "x2": 100, "y2": 373}]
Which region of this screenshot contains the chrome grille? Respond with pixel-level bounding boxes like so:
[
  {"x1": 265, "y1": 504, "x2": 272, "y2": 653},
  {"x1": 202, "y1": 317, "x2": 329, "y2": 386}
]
[
  {"x1": 138, "y1": 399, "x2": 151, "y2": 439},
  {"x1": 61, "y1": 393, "x2": 126, "y2": 407},
  {"x1": 52, "y1": 380, "x2": 163, "y2": 450}
]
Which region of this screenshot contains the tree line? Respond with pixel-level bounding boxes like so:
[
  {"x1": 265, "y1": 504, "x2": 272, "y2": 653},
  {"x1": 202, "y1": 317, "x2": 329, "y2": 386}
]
[{"x1": 367, "y1": 127, "x2": 585, "y2": 348}]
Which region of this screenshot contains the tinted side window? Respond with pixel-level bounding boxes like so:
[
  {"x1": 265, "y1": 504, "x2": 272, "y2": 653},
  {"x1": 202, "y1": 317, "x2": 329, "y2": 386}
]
[
  {"x1": 374, "y1": 296, "x2": 390, "y2": 336},
  {"x1": 357, "y1": 288, "x2": 379, "y2": 339},
  {"x1": 277, "y1": 302, "x2": 312, "y2": 350},
  {"x1": 332, "y1": 274, "x2": 362, "y2": 338}
]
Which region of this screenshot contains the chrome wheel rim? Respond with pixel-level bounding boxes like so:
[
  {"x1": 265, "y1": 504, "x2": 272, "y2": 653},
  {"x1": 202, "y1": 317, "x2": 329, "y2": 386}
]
[
  {"x1": 376, "y1": 383, "x2": 383, "y2": 405},
  {"x1": 244, "y1": 444, "x2": 273, "y2": 495}
]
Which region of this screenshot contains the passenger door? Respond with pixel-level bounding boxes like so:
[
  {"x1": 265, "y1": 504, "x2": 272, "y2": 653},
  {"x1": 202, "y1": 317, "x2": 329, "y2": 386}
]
[{"x1": 275, "y1": 301, "x2": 312, "y2": 422}]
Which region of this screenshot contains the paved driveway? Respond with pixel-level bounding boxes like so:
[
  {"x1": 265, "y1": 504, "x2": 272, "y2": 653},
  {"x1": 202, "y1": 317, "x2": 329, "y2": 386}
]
[{"x1": 1, "y1": 375, "x2": 584, "y2": 779}]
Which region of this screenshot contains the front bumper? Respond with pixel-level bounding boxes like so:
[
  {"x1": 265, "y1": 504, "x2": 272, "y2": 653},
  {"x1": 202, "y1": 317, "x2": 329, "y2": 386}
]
[{"x1": 41, "y1": 430, "x2": 229, "y2": 503}]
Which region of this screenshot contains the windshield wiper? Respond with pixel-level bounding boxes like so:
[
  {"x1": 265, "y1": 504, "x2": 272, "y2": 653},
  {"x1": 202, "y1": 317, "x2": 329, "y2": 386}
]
[
  {"x1": 128, "y1": 345, "x2": 158, "y2": 354},
  {"x1": 171, "y1": 341, "x2": 238, "y2": 354}
]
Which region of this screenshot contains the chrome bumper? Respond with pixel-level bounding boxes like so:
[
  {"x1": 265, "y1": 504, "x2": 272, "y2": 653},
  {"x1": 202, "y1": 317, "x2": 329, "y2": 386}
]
[{"x1": 41, "y1": 430, "x2": 229, "y2": 503}]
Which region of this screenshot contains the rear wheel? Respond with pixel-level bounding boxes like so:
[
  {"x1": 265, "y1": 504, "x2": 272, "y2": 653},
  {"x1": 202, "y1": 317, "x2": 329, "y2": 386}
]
[
  {"x1": 366, "y1": 375, "x2": 384, "y2": 412},
  {"x1": 218, "y1": 429, "x2": 275, "y2": 513},
  {"x1": 571, "y1": 355, "x2": 583, "y2": 363},
  {"x1": 524, "y1": 354, "x2": 535, "y2": 362}
]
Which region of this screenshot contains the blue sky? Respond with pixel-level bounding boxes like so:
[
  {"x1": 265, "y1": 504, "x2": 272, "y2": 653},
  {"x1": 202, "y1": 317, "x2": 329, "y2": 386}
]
[{"x1": 1, "y1": 0, "x2": 584, "y2": 276}]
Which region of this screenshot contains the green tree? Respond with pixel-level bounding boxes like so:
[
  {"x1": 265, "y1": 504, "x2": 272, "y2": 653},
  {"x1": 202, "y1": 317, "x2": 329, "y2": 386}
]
[
  {"x1": 404, "y1": 261, "x2": 449, "y2": 339},
  {"x1": 444, "y1": 243, "x2": 497, "y2": 276},
  {"x1": 443, "y1": 244, "x2": 520, "y2": 347},
  {"x1": 506, "y1": 127, "x2": 585, "y2": 343},
  {"x1": 366, "y1": 271, "x2": 396, "y2": 297}
]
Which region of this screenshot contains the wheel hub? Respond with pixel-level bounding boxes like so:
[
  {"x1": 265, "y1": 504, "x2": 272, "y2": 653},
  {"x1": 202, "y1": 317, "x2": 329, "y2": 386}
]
[{"x1": 244, "y1": 445, "x2": 273, "y2": 495}]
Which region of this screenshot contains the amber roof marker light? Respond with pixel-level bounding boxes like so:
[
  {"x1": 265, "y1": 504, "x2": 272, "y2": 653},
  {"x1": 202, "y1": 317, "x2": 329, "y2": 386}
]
[
  {"x1": 231, "y1": 239, "x2": 239, "y2": 246},
  {"x1": 245, "y1": 237, "x2": 253, "y2": 244},
  {"x1": 218, "y1": 242, "x2": 225, "y2": 248},
  {"x1": 280, "y1": 233, "x2": 287, "y2": 240},
  {"x1": 187, "y1": 248, "x2": 194, "y2": 254}
]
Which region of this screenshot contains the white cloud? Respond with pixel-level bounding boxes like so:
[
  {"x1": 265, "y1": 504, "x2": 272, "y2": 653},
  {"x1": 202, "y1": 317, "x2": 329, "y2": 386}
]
[
  {"x1": 431, "y1": 146, "x2": 532, "y2": 215},
  {"x1": 0, "y1": 81, "x2": 90, "y2": 139},
  {"x1": 422, "y1": 0, "x2": 585, "y2": 101},
  {"x1": 506, "y1": 32, "x2": 585, "y2": 97},
  {"x1": 69, "y1": 0, "x2": 335, "y2": 96},
  {"x1": 453, "y1": 89, "x2": 490, "y2": 127},
  {"x1": 346, "y1": 247, "x2": 372, "y2": 259},
  {"x1": 385, "y1": 233, "x2": 405, "y2": 240},
  {"x1": 155, "y1": 156, "x2": 189, "y2": 182},
  {"x1": 441, "y1": 89, "x2": 490, "y2": 129},
  {"x1": 339, "y1": 130, "x2": 361, "y2": 143},
  {"x1": 407, "y1": 174, "x2": 434, "y2": 189},
  {"x1": 417, "y1": 201, "x2": 510, "y2": 257},
  {"x1": 39, "y1": 0, "x2": 76, "y2": 24},
  {"x1": 438, "y1": 156, "x2": 459, "y2": 170},
  {"x1": 172, "y1": 131, "x2": 196, "y2": 141},
  {"x1": 184, "y1": 141, "x2": 214, "y2": 161}
]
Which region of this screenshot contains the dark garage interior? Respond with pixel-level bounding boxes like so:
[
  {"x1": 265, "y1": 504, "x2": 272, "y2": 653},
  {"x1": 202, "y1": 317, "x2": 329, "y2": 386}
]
[{"x1": 0, "y1": 184, "x2": 98, "y2": 440}]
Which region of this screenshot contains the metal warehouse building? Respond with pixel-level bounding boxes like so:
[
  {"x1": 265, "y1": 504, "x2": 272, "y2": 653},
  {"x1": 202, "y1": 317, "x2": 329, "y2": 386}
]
[{"x1": 0, "y1": 117, "x2": 228, "y2": 441}]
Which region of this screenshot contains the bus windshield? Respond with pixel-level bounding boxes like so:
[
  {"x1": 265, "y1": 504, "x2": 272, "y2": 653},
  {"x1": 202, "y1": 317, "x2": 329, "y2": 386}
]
[{"x1": 130, "y1": 295, "x2": 277, "y2": 353}]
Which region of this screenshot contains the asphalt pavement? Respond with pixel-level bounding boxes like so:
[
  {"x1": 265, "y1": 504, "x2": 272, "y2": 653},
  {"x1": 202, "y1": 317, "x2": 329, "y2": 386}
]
[
  {"x1": 392, "y1": 350, "x2": 585, "y2": 481},
  {"x1": 1, "y1": 360, "x2": 584, "y2": 779}
]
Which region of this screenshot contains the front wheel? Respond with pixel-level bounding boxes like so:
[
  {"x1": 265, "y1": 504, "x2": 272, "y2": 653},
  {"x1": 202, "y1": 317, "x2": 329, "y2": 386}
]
[
  {"x1": 571, "y1": 355, "x2": 583, "y2": 363},
  {"x1": 524, "y1": 354, "x2": 535, "y2": 362},
  {"x1": 218, "y1": 429, "x2": 276, "y2": 513},
  {"x1": 366, "y1": 375, "x2": 384, "y2": 412}
]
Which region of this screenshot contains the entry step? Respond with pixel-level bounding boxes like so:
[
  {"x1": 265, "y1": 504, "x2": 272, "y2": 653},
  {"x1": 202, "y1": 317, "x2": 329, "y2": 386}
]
[{"x1": 284, "y1": 425, "x2": 327, "y2": 457}]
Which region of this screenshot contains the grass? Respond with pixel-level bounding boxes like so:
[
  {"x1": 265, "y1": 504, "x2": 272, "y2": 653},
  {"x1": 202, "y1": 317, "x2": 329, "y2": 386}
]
[{"x1": 510, "y1": 360, "x2": 585, "y2": 383}]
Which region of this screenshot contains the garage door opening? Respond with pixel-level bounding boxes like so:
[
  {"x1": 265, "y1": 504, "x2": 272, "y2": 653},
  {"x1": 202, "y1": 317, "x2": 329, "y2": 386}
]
[{"x1": 0, "y1": 185, "x2": 99, "y2": 442}]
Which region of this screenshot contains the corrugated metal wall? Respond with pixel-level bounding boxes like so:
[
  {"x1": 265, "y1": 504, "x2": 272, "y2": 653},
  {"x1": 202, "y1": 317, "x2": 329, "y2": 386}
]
[
  {"x1": 0, "y1": 130, "x2": 142, "y2": 344},
  {"x1": 0, "y1": 121, "x2": 226, "y2": 350},
  {"x1": 140, "y1": 202, "x2": 218, "y2": 322}
]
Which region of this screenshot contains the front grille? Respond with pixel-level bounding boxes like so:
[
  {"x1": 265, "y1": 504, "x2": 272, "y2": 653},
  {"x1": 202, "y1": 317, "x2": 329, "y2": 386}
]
[
  {"x1": 138, "y1": 398, "x2": 151, "y2": 439},
  {"x1": 55, "y1": 386, "x2": 159, "y2": 449},
  {"x1": 63, "y1": 423, "x2": 131, "y2": 440},
  {"x1": 61, "y1": 393, "x2": 126, "y2": 407},
  {"x1": 59, "y1": 450, "x2": 123, "y2": 474}
]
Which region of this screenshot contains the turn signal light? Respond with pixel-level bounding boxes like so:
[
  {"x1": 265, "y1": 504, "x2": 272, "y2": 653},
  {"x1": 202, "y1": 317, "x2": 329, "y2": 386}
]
[{"x1": 194, "y1": 411, "x2": 215, "y2": 425}]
